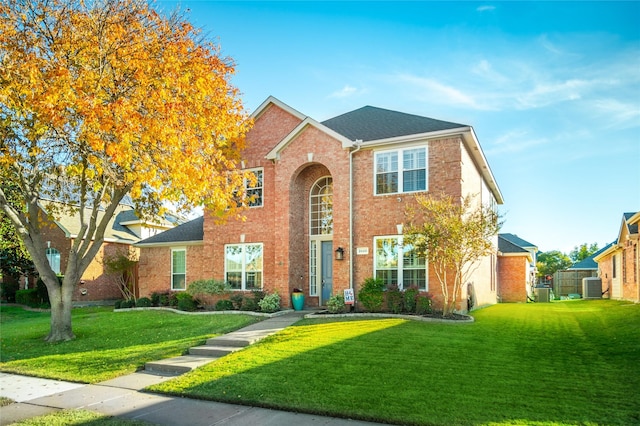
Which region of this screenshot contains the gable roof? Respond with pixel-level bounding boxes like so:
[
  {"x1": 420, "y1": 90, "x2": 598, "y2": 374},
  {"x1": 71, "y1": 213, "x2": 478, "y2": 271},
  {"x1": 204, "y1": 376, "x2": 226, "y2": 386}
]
[
  {"x1": 569, "y1": 242, "x2": 616, "y2": 270},
  {"x1": 499, "y1": 233, "x2": 538, "y2": 251},
  {"x1": 135, "y1": 216, "x2": 204, "y2": 247},
  {"x1": 498, "y1": 235, "x2": 529, "y2": 254},
  {"x1": 255, "y1": 97, "x2": 503, "y2": 204},
  {"x1": 321, "y1": 106, "x2": 466, "y2": 142}
]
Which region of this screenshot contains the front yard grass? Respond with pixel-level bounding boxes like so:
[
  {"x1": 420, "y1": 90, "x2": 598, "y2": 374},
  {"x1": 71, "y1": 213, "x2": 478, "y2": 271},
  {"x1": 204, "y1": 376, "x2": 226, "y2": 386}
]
[
  {"x1": 0, "y1": 306, "x2": 259, "y2": 383},
  {"x1": 149, "y1": 300, "x2": 640, "y2": 426}
]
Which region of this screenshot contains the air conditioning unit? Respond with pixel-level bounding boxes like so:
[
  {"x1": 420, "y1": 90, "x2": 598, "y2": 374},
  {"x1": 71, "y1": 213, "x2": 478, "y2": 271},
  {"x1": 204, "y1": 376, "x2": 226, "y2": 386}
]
[
  {"x1": 536, "y1": 287, "x2": 550, "y2": 303},
  {"x1": 583, "y1": 277, "x2": 602, "y2": 299}
]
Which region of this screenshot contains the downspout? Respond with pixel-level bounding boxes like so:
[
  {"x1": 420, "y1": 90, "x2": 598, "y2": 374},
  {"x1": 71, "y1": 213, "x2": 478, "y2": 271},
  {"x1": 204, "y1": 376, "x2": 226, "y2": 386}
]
[{"x1": 349, "y1": 140, "x2": 363, "y2": 292}]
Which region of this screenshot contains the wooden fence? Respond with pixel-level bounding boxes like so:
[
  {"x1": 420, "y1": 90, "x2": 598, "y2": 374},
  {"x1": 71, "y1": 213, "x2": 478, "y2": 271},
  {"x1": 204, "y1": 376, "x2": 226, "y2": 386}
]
[{"x1": 552, "y1": 270, "x2": 597, "y2": 297}]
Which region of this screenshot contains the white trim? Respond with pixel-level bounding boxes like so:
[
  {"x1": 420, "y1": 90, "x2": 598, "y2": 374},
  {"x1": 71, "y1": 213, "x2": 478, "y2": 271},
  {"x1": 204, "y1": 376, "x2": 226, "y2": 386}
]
[
  {"x1": 171, "y1": 247, "x2": 187, "y2": 291},
  {"x1": 373, "y1": 235, "x2": 428, "y2": 291},
  {"x1": 373, "y1": 145, "x2": 428, "y2": 196},
  {"x1": 224, "y1": 242, "x2": 264, "y2": 291},
  {"x1": 135, "y1": 240, "x2": 203, "y2": 248},
  {"x1": 266, "y1": 117, "x2": 353, "y2": 160}
]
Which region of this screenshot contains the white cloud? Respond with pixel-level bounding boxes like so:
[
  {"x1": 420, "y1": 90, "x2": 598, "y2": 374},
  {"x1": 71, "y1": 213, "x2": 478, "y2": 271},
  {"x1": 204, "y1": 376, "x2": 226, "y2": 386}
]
[
  {"x1": 486, "y1": 129, "x2": 549, "y2": 156},
  {"x1": 396, "y1": 74, "x2": 492, "y2": 110},
  {"x1": 477, "y1": 5, "x2": 496, "y2": 12},
  {"x1": 328, "y1": 85, "x2": 359, "y2": 99}
]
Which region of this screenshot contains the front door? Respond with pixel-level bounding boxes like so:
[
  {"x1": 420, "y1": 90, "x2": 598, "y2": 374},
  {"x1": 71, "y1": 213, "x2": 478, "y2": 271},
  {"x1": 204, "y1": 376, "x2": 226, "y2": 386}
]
[{"x1": 321, "y1": 240, "x2": 333, "y2": 304}]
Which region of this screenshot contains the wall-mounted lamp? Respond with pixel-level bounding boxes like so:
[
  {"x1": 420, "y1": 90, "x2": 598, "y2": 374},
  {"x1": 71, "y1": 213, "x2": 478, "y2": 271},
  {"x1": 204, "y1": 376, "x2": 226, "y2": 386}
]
[{"x1": 335, "y1": 247, "x2": 345, "y2": 261}]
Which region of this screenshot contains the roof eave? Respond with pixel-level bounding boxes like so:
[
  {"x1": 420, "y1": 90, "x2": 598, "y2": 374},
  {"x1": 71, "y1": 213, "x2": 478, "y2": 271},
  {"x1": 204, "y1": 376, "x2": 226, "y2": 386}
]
[
  {"x1": 265, "y1": 117, "x2": 353, "y2": 161},
  {"x1": 134, "y1": 240, "x2": 204, "y2": 248},
  {"x1": 360, "y1": 126, "x2": 504, "y2": 205}
]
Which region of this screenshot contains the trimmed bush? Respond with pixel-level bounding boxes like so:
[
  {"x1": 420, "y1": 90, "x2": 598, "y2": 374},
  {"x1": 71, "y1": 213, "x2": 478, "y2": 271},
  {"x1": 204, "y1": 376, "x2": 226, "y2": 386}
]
[
  {"x1": 230, "y1": 293, "x2": 244, "y2": 310},
  {"x1": 403, "y1": 286, "x2": 420, "y2": 313},
  {"x1": 258, "y1": 292, "x2": 280, "y2": 313},
  {"x1": 176, "y1": 292, "x2": 196, "y2": 311},
  {"x1": 327, "y1": 293, "x2": 346, "y2": 314},
  {"x1": 136, "y1": 297, "x2": 152, "y2": 307},
  {"x1": 1, "y1": 280, "x2": 20, "y2": 303},
  {"x1": 240, "y1": 296, "x2": 258, "y2": 311},
  {"x1": 120, "y1": 299, "x2": 135, "y2": 308},
  {"x1": 416, "y1": 294, "x2": 433, "y2": 315},
  {"x1": 386, "y1": 284, "x2": 403, "y2": 314},
  {"x1": 358, "y1": 277, "x2": 385, "y2": 312},
  {"x1": 215, "y1": 299, "x2": 235, "y2": 311}
]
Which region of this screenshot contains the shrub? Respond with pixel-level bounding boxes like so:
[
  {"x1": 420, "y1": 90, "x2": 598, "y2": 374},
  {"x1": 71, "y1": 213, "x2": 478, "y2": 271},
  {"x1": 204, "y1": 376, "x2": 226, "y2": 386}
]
[
  {"x1": 114, "y1": 299, "x2": 123, "y2": 309},
  {"x1": 230, "y1": 293, "x2": 244, "y2": 310},
  {"x1": 240, "y1": 296, "x2": 257, "y2": 311},
  {"x1": 187, "y1": 279, "x2": 228, "y2": 305},
  {"x1": 215, "y1": 299, "x2": 235, "y2": 311},
  {"x1": 120, "y1": 299, "x2": 135, "y2": 309},
  {"x1": 151, "y1": 292, "x2": 170, "y2": 307},
  {"x1": 416, "y1": 294, "x2": 433, "y2": 315},
  {"x1": 386, "y1": 284, "x2": 403, "y2": 314},
  {"x1": 403, "y1": 286, "x2": 420, "y2": 313},
  {"x1": 327, "y1": 293, "x2": 346, "y2": 314},
  {"x1": 1, "y1": 280, "x2": 20, "y2": 303},
  {"x1": 136, "y1": 297, "x2": 152, "y2": 307},
  {"x1": 15, "y1": 289, "x2": 39, "y2": 307},
  {"x1": 258, "y1": 292, "x2": 280, "y2": 313},
  {"x1": 176, "y1": 292, "x2": 196, "y2": 311},
  {"x1": 358, "y1": 277, "x2": 385, "y2": 312}
]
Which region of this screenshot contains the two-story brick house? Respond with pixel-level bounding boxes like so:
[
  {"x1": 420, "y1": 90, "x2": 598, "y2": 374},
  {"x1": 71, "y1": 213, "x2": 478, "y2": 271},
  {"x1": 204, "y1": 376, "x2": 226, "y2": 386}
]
[{"x1": 136, "y1": 96, "x2": 504, "y2": 312}]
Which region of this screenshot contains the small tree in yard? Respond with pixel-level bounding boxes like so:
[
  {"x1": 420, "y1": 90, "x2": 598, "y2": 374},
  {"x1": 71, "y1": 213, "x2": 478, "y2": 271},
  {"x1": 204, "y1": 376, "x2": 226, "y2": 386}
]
[
  {"x1": 404, "y1": 193, "x2": 501, "y2": 317},
  {"x1": 0, "y1": 0, "x2": 252, "y2": 341},
  {"x1": 103, "y1": 249, "x2": 138, "y2": 302}
]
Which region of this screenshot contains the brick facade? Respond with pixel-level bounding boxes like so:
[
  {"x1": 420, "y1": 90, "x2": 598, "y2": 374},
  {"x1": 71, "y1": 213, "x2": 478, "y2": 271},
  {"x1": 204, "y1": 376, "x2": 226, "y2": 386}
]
[
  {"x1": 137, "y1": 98, "x2": 503, "y2": 312},
  {"x1": 497, "y1": 255, "x2": 529, "y2": 302}
]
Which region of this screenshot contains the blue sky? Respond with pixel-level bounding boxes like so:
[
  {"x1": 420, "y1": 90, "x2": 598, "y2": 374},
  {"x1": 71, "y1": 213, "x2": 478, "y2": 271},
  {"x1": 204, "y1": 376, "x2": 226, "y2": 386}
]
[{"x1": 159, "y1": 1, "x2": 639, "y2": 255}]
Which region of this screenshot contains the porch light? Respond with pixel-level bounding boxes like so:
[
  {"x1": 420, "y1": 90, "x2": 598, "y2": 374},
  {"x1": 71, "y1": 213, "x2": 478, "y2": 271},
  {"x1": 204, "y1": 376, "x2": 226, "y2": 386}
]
[{"x1": 335, "y1": 247, "x2": 345, "y2": 261}]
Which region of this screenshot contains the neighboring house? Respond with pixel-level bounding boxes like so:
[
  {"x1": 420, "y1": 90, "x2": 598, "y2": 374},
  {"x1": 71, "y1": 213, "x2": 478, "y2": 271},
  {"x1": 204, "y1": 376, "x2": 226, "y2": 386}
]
[
  {"x1": 136, "y1": 96, "x2": 504, "y2": 312},
  {"x1": 594, "y1": 212, "x2": 639, "y2": 302},
  {"x1": 497, "y1": 234, "x2": 537, "y2": 302},
  {"x1": 34, "y1": 200, "x2": 177, "y2": 302}
]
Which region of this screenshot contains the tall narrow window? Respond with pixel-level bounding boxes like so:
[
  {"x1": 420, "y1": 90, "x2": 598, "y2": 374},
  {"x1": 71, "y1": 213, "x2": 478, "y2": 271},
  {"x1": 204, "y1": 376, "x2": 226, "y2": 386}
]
[
  {"x1": 46, "y1": 247, "x2": 61, "y2": 274},
  {"x1": 225, "y1": 243, "x2": 263, "y2": 290},
  {"x1": 310, "y1": 177, "x2": 333, "y2": 235},
  {"x1": 171, "y1": 248, "x2": 186, "y2": 290},
  {"x1": 246, "y1": 168, "x2": 263, "y2": 207},
  {"x1": 612, "y1": 254, "x2": 617, "y2": 278}
]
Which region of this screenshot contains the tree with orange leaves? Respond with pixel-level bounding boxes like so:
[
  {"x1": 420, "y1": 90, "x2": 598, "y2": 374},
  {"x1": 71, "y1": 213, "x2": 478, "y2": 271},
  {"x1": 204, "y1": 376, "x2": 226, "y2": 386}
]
[{"x1": 0, "y1": 0, "x2": 252, "y2": 342}]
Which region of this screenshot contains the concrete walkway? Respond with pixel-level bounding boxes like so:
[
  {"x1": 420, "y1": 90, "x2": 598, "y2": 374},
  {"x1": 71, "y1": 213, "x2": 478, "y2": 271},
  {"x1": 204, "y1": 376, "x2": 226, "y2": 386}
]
[{"x1": 0, "y1": 311, "x2": 382, "y2": 426}]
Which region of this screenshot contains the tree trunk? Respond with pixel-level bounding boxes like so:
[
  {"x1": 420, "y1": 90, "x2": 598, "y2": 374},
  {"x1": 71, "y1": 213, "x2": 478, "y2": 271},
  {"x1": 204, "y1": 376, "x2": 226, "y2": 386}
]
[{"x1": 43, "y1": 275, "x2": 76, "y2": 342}]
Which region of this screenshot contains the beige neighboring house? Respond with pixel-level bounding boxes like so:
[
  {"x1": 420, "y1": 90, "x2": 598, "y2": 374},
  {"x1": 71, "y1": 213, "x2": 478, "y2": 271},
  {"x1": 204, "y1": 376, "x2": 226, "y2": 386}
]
[
  {"x1": 594, "y1": 212, "x2": 639, "y2": 302},
  {"x1": 34, "y1": 200, "x2": 178, "y2": 302}
]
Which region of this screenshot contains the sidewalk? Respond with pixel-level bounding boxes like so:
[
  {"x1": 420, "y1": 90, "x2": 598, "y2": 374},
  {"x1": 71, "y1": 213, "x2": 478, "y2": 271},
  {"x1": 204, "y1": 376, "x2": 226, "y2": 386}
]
[{"x1": 0, "y1": 311, "x2": 382, "y2": 426}]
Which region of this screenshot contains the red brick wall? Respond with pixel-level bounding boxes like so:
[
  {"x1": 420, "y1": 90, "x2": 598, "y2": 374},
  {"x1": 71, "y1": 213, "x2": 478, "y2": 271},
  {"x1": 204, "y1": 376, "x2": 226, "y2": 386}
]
[
  {"x1": 137, "y1": 102, "x2": 498, "y2": 313},
  {"x1": 497, "y1": 255, "x2": 528, "y2": 303}
]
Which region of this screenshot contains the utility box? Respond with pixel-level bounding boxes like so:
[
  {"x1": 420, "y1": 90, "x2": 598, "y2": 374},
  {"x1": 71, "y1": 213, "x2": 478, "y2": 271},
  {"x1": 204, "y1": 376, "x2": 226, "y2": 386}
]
[
  {"x1": 536, "y1": 287, "x2": 551, "y2": 303},
  {"x1": 583, "y1": 277, "x2": 602, "y2": 299}
]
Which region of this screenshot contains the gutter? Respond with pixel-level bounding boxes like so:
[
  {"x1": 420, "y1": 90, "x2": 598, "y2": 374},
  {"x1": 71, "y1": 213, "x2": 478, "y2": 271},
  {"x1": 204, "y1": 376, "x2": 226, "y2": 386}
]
[{"x1": 349, "y1": 139, "x2": 363, "y2": 291}]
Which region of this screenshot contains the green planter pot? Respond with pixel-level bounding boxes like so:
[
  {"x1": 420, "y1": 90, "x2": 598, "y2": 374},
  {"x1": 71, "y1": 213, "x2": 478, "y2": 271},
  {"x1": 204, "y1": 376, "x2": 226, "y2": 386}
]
[{"x1": 291, "y1": 292, "x2": 305, "y2": 311}]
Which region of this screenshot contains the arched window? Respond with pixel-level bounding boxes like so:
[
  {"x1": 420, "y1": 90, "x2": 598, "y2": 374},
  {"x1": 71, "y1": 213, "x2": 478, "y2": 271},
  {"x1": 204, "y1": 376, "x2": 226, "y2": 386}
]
[
  {"x1": 310, "y1": 177, "x2": 333, "y2": 235},
  {"x1": 46, "y1": 247, "x2": 61, "y2": 274}
]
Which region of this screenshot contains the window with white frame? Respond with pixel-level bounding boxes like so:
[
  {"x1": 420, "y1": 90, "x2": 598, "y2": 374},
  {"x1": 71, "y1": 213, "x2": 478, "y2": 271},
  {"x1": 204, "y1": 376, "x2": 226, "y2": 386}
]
[
  {"x1": 46, "y1": 247, "x2": 61, "y2": 274},
  {"x1": 310, "y1": 177, "x2": 333, "y2": 235},
  {"x1": 171, "y1": 248, "x2": 186, "y2": 290},
  {"x1": 245, "y1": 168, "x2": 263, "y2": 207},
  {"x1": 225, "y1": 243, "x2": 263, "y2": 290},
  {"x1": 375, "y1": 146, "x2": 427, "y2": 195},
  {"x1": 374, "y1": 236, "x2": 427, "y2": 290}
]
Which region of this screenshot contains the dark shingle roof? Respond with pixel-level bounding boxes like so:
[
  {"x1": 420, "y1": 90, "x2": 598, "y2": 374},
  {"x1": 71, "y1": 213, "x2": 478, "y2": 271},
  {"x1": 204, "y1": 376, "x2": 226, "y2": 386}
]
[
  {"x1": 321, "y1": 106, "x2": 466, "y2": 142},
  {"x1": 569, "y1": 242, "x2": 615, "y2": 270},
  {"x1": 499, "y1": 233, "x2": 537, "y2": 249},
  {"x1": 498, "y1": 235, "x2": 529, "y2": 254},
  {"x1": 136, "y1": 216, "x2": 203, "y2": 245}
]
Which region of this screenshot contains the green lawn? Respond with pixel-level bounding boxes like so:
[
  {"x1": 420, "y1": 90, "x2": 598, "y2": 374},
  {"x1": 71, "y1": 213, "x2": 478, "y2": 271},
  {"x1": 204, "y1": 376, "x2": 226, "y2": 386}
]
[
  {"x1": 0, "y1": 306, "x2": 259, "y2": 383},
  {"x1": 149, "y1": 300, "x2": 640, "y2": 426}
]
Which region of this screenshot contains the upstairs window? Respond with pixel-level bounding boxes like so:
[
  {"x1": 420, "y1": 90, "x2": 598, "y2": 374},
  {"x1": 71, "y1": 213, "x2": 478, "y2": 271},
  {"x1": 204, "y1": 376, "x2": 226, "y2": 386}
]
[
  {"x1": 375, "y1": 146, "x2": 427, "y2": 195},
  {"x1": 245, "y1": 168, "x2": 263, "y2": 208}
]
